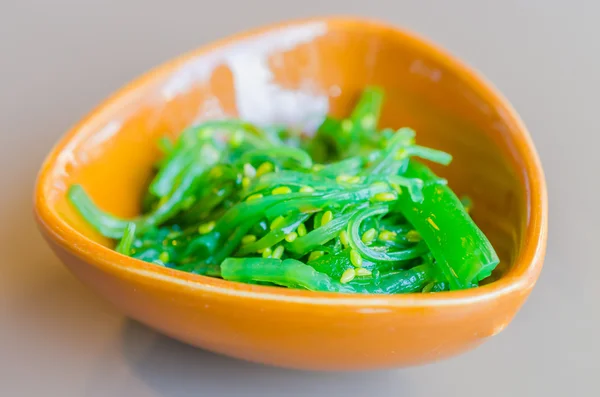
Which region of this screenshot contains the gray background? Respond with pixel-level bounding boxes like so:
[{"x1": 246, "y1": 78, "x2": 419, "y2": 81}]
[{"x1": 1, "y1": 0, "x2": 597, "y2": 396}]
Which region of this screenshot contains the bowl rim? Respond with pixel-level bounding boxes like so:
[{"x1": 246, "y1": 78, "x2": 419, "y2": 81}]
[{"x1": 34, "y1": 16, "x2": 548, "y2": 307}]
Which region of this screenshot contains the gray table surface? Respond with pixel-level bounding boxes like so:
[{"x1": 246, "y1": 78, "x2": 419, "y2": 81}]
[{"x1": 1, "y1": 1, "x2": 597, "y2": 396}]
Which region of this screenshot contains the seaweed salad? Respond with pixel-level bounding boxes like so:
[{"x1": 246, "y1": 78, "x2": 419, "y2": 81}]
[{"x1": 68, "y1": 86, "x2": 499, "y2": 294}]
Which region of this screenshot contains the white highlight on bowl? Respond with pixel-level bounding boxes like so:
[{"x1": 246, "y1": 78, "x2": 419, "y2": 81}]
[{"x1": 161, "y1": 22, "x2": 330, "y2": 133}]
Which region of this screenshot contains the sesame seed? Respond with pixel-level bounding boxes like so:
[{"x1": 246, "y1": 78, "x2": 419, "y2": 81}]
[
  {"x1": 230, "y1": 130, "x2": 244, "y2": 147},
  {"x1": 350, "y1": 249, "x2": 363, "y2": 268},
  {"x1": 256, "y1": 162, "x2": 274, "y2": 177},
  {"x1": 406, "y1": 230, "x2": 421, "y2": 242},
  {"x1": 285, "y1": 232, "x2": 298, "y2": 242},
  {"x1": 198, "y1": 221, "x2": 215, "y2": 235},
  {"x1": 355, "y1": 267, "x2": 372, "y2": 277},
  {"x1": 272, "y1": 186, "x2": 292, "y2": 195},
  {"x1": 390, "y1": 183, "x2": 403, "y2": 194},
  {"x1": 394, "y1": 148, "x2": 407, "y2": 160},
  {"x1": 378, "y1": 230, "x2": 397, "y2": 241},
  {"x1": 337, "y1": 174, "x2": 360, "y2": 184},
  {"x1": 243, "y1": 163, "x2": 256, "y2": 177},
  {"x1": 246, "y1": 193, "x2": 263, "y2": 202},
  {"x1": 272, "y1": 245, "x2": 284, "y2": 259},
  {"x1": 210, "y1": 167, "x2": 223, "y2": 178},
  {"x1": 427, "y1": 218, "x2": 440, "y2": 230},
  {"x1": 340, "y1": 268, "x2": 356, "y2": 284},
  {"x1": 241, "y1": 234, "x2": 257, "y2": 245},
  {"x1": 261, "y1": 247, "x2": 272, "y2": 258},
  {"x1": 361, "y1": 114, "x2": 376, "y2": 129},
  {"x1": 158, "y1": 252, "x2": 169, "y2": 263},
  {"x1": 321, "y1": 211, "x2": 333, "y2": 226},
  {"x1": 297, "y1": 223, "x2": 307, "y2": 237},
  {"x1": 197, "y1": 129, "x2": 211, "y2": 139},
  {"x1": 372, "y1": 192, "x2": 398, "y2": 202},
  {"x1": 299, "y1": 186, "x2": 314, "y2": 193},
  {"x1": 270, "y1": 216, "x2": 286, "y2": 230},
  {"x1": 308, "y1": 251, "x2": 324, "y2": 262},
  {"x1": 361, "y1": 228, "x2": 377, "y2": 244},
  {"x1": 341, "y1": 120, "x2": 353, "y2": 133},
  {"x1": 339, "y1": 230, "x2": 349, "y2": 247}
]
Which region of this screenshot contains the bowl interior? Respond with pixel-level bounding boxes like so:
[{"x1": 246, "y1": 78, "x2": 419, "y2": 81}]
[{"x1": 40, "y1": 19, "x2": 528, "y2": 285}]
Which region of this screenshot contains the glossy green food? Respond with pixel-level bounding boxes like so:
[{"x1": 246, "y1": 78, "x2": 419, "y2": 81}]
[{"x1": 68, "y1": 87, "x2": 499, "y2": 294}]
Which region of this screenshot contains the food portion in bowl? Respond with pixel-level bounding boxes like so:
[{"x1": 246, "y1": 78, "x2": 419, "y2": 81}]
[{"x1": 68, "y1": 86, "x2": 499, "y2": 294}]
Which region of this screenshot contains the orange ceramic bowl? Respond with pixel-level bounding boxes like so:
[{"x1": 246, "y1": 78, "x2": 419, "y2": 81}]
[{"x1": 34, "y1": 17, "x2": 547, "y2": 370}]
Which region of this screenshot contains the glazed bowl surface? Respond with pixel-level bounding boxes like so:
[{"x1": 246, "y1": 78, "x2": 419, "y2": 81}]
[{"x1": 34, "y1": 17, "x2": 547, "y2": 370}]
